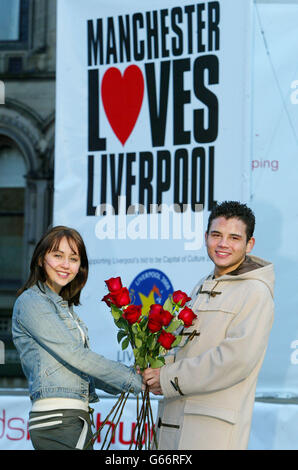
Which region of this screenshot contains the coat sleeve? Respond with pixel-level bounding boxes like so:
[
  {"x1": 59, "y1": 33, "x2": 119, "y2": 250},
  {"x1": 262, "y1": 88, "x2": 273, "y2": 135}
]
[
  {"x1": 160, "y1": 282, "x2": 274, "y2": 398},
  {"x1": 13, "y1": 293, "x2": 142, "y2": 395}
]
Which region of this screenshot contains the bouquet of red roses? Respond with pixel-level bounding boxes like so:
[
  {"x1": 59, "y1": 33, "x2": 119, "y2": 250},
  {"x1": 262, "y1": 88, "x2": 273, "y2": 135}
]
[{"x1": 93, "y1": 276, "x2": 197, "y2": 450}]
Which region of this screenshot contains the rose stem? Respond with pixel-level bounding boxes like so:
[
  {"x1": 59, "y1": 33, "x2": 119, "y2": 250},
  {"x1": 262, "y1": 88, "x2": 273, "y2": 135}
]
[
  {"x1": 106, "y1": 391, "x2": 130, "y2": 450},
  {"x1": 84, "y1": 391, "x2": 125, "y2": 449},
  {"x1": 129, "y1": 392, "x2": 139, "y2": 450},
  {"x1": 101, "y1": 391, "x2": 128, "y2": 449}
]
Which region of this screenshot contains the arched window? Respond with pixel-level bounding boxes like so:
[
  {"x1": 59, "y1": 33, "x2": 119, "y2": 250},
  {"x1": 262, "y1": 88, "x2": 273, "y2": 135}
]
[
  {"x1": 0, "y1": 138, "x2": 27, "y2": 381},
  {"x1": 0, "y1": 140, "x2": 26, "y2": 290}
]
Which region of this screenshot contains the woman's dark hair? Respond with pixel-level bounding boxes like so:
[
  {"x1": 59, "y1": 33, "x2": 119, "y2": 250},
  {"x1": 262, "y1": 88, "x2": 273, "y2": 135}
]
[
  {"x1": 17, "y1": 226, "x2": 89, "y2": 305},
  {"x1": 207, "y1": 201, "x2": 255, "y2": 241}
]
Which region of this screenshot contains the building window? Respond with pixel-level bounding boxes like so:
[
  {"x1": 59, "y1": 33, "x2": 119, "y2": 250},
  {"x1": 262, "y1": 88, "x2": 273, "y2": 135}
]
[
  {"x1": 0, "y1": 0, "x2": 29, "y2": 46},
  {"x1": 0, "y1": 0, "x2": 21, "y2": 41},
  {"x1": 0, "y1": 142, "x2": 26, "y2": 290},
  {"x1": 0, "y1": 140, "x2": 26, "y2": 381}
]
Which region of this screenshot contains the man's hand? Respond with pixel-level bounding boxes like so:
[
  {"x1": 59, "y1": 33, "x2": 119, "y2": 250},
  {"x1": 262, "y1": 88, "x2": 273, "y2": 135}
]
[{"x1": 142, "y1": 367, "x2": 163, "y2": 395}]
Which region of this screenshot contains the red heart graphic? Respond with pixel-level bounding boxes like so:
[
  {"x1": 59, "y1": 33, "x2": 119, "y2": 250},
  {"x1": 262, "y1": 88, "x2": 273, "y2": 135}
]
[{"x1": 101, "y1": 65, "x2": 144, "y2": 146}]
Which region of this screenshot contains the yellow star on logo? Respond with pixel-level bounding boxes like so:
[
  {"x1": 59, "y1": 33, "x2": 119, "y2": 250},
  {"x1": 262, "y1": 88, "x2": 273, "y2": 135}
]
[{"x1": 138, "y1": 285, "x2": 162, "y2": 315}]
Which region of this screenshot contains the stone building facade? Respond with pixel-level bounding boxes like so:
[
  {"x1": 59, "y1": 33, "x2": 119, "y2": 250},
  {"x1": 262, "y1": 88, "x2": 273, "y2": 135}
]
[{"x1": 0, "y1": 0, "x2": 56, "y2": 386}]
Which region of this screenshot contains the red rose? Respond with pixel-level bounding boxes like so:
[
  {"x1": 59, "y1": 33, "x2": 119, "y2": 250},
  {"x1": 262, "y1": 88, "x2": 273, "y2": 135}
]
[
  {"x1": 178, "y1": 306, "x2": 197, "y2": 327},
  {"x1": 148, "y1": 316, "x2": 162, "y2": 333},
  {"x1": 149, "y1": 304, "x2": 163, "y2": 315},
  {"x1": 157, "y1": 330, "x2": 176, "y2": 349},
  {"x1": 123, "y1": 305, "x2": 142, "y2": 324},
  {"x1": 148, "y1": 305, "x2": 163, "y2": 332},
  {"x1": 161, "y1": 309, "x2": 174, "y2": 326},
  {"x1": 172, "y1": 290, "x2": 191, "y2": 307},
  {"x1": 109, "y1": 287, "x2": 131, "y2": 307},
  {"x1": 148, "y1": 304, "x2": 173, "y2": 332},
  {"x1": 105, "y1": 276, "x2": 123, "y2": 292},
  {"x1": 102, "y1": 293, "x2": 112, "y2": 307}
]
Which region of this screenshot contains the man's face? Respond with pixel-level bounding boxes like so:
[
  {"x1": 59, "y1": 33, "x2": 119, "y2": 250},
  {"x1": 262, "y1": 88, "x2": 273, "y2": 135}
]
[{"x1": 205, "y1": 216, "x2": 255, "y2": 278}]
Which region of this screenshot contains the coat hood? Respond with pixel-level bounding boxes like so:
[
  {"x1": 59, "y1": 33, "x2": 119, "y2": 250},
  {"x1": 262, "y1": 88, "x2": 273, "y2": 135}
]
[{"x1": 211, "y1": 255, "x2": 275, "y2": 298}]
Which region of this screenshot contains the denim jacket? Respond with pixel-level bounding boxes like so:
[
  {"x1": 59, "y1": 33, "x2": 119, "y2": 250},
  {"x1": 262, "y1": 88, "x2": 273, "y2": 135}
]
[{"x1": 12, "y1": 282, "x2": 142, "y2": 404}]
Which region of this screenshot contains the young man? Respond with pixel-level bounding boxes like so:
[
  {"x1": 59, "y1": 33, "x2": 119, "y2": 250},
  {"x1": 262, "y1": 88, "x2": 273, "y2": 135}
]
[{"x1": 143, "y1": 201, "x2": 274, "y2": 450}]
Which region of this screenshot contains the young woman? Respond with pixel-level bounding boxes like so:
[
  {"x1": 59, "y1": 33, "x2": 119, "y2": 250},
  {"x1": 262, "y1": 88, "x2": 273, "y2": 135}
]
[{"x1": 12, "y1": 226, "x2": 142, "y2": 450}]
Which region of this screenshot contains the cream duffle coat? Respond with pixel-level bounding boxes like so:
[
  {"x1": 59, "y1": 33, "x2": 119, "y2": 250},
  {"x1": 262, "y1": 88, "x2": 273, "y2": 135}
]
[{"x1": 156, "y1": 255, "x2": 274, "y2": 450}]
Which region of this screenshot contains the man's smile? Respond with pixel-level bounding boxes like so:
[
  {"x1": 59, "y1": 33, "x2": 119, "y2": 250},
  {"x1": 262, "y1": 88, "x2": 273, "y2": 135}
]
[{"x1": 215, "y1": 250, "x2": 231, "y2": 258}]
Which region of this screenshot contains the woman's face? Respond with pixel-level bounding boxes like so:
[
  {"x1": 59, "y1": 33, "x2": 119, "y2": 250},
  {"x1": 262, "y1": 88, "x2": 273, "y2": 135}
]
[{"x1": 43, "y1": 236, "x2": 81, "y2": 294}]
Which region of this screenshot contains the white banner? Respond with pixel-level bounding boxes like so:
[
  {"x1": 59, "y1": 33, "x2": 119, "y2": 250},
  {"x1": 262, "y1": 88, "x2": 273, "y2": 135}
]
[
  {"x1": 0, "y1": 393, "x2": 159, "y2": 450},
  {"x1": 250, "y1": 2, "x2": 298, "y2": 397},
  {"x1": 1, "y1": 394, "x2": 298, "y2": 450},
  {"x1": 54, "y1": 0, "x2": 253, "y2": 369}
]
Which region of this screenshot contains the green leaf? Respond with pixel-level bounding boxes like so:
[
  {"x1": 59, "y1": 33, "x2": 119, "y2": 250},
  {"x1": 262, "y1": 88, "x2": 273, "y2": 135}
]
[
  {"x1": 121, "y1": 337, "x2": 130, "y2": 350},
  {"x1": 148, "y1": 357, "x2": 165, "y2": 368},
  {"x1": 163, "y1": 297, "x2": 174, "y2": 312},
  {"x1": 140, "y1": 317, "x2": 149, "y2": 331},
  {"x1": 165, "y1": 319, "x2": 182, "y2": 333},
  {"x1": 135, "y1": 357, "x2": 147, "y2": 371},
  {"x1": 135, "y1": 337, "x2": 142, "y2": 348},
  {"x1": 159, "y1": 346, "x2": 167, "y2": 356},
  {"x1": 117, "y1": 330, "x2": 127, "y2": 343},
  {"x1": 115, "y1": 317, "x2": 128, "y2": 330},
  {"x1": 147, "y1": 335, "x2": 157, "y2": 350},
  {"x1": 111, "y1": 306, "x2": 122, "y2": 321},
  {"x1": 171, "y1": 335, "x2": 182, "y2": 347},
  {"x1": 133, "y1": 348, "x2": 140, "y2": 360},
  {"x1": 132, "y1": 323, "x2": 140, "y2": 334}
]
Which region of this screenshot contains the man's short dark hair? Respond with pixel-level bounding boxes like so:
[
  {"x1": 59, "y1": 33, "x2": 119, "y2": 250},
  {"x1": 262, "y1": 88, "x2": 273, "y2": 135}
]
[{"x1": 207, "y1": 201, "x2": 255, "y2": 241}]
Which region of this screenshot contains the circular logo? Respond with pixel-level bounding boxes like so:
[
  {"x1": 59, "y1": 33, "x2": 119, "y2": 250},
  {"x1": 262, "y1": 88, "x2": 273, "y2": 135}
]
[{"x1": 129, "y1": 269, "x2": 174, "y2": 314}]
